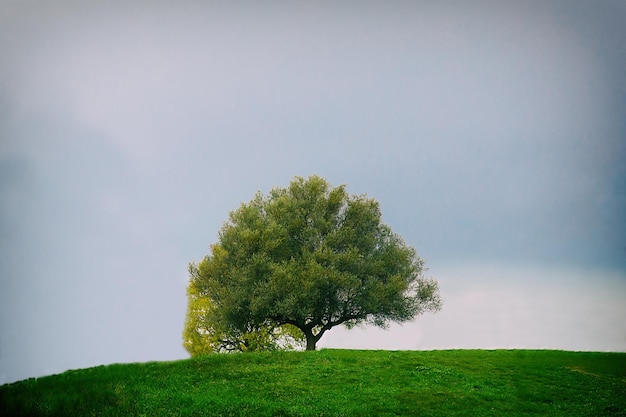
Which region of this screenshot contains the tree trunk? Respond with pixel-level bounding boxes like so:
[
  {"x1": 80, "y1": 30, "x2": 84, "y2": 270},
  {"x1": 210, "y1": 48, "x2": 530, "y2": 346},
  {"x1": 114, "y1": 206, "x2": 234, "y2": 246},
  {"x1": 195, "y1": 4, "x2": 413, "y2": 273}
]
[
  {"x1": 299, "y1": 323, "x2": 327, "y2": 351},
  {"x1": 305, "y1": 335, "x2": 317, "y2": 351}
]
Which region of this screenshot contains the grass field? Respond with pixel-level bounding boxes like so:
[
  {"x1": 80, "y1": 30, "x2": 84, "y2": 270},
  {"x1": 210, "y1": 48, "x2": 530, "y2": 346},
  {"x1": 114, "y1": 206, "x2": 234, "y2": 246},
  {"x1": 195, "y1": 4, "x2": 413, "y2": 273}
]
[{"x1": 1, "y1": 349, "x2": 625, "y2": 416}]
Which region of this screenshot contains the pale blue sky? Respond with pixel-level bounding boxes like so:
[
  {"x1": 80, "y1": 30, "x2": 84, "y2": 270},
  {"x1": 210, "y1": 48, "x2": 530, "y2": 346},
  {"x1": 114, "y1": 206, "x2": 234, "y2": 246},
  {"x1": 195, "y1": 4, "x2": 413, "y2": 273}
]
[{"x1": 1, "y1": 1, "x2": 625, "y2": 384}]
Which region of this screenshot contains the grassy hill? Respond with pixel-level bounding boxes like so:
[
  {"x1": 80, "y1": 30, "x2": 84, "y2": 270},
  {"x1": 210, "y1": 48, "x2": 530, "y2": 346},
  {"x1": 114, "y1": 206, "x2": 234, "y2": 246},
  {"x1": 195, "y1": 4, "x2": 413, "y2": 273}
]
[{"x1": 1, "y1": 349, "x2": 625, "y2": 416}]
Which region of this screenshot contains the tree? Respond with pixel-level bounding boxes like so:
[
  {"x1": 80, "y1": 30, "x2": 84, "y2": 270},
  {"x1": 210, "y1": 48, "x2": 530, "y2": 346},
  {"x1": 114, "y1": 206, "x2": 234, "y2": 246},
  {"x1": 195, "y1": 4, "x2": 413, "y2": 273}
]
[{"x1": 186, "y1": 175, "x2": 442, "y2": 352}]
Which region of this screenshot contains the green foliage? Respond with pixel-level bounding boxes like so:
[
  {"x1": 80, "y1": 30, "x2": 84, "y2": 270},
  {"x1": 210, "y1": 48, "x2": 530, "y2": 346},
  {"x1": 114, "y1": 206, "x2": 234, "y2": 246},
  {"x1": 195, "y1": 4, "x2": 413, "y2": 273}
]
[
  {"x1": 2, "y1": 350, "x2": 625, "y2": 416},
  {"x1": 183, "y1": 268, "x2": 305, "y2": 355},
  {"x1": 187, "y1": 175, "x2": 441, "y2": 351}
]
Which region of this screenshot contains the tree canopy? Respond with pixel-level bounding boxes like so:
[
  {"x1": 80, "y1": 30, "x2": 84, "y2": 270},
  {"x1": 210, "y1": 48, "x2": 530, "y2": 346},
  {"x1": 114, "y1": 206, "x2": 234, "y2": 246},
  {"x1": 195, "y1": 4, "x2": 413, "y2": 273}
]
[{"x1": 184, "y1": 175, "x2": 441, "y2": 353}]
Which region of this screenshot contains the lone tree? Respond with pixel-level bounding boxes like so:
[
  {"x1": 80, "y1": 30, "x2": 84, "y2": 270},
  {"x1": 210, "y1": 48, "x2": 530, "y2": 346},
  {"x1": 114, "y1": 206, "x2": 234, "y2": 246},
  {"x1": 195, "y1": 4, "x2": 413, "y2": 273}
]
[{"x1": 185, "y1": 175, "x2": 441, "y2": 352}]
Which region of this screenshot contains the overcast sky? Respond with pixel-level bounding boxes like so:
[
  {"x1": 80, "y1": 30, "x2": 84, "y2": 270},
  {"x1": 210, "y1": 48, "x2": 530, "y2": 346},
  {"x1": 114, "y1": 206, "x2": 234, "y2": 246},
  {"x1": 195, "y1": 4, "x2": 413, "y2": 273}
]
[{"x1": 1, "y1": 1, "x2": 625, "y2": 384}]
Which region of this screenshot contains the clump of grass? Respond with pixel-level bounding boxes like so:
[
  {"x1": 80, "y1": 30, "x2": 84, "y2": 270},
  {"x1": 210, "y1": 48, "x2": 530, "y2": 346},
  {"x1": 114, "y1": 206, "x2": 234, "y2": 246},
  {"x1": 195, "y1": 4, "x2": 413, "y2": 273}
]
[{"x1": 1, "y1": 349, "x2": 625, "y2": 416}]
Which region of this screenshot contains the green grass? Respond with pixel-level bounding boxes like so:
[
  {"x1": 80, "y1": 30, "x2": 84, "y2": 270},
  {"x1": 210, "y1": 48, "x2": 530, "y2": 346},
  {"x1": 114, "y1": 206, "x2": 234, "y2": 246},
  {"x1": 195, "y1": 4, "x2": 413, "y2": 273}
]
[{"x1": 1, "y1": 349, "x2": 625, "y2": 416}]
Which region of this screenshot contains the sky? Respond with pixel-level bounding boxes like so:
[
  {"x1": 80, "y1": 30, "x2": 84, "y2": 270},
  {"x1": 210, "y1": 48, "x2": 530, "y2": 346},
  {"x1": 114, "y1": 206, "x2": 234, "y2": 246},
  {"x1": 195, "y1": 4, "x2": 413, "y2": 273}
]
[{"x1": 1, "y1": 0, "x2": 625, "y2": 384}]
